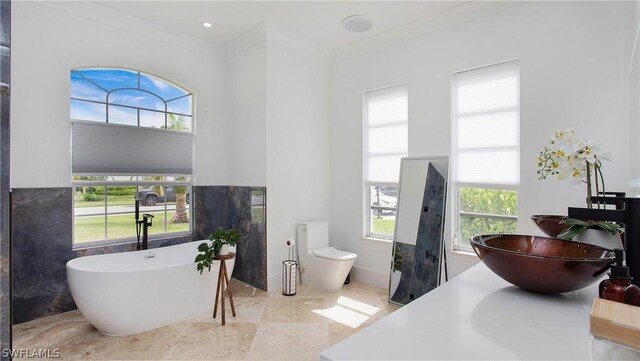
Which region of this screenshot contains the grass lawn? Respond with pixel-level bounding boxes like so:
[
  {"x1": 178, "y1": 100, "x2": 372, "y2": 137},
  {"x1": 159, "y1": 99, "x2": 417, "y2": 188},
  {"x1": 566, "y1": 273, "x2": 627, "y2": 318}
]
[
  {"x1": 75, "y1": 211, "x2": 190, "y2": 243},
  {"x1": 74, "y1": 194, "x2": 136, "y2": 208},
  {"x1": 372, "y1": 217, "x2": 395, "y2": 237}
]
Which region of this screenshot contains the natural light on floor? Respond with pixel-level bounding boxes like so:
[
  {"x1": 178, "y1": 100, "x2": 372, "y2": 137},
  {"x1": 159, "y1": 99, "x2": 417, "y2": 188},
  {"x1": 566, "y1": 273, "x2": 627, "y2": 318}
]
[{"x1": 313, "y1": 296, "x2": 380, "y2": 328}]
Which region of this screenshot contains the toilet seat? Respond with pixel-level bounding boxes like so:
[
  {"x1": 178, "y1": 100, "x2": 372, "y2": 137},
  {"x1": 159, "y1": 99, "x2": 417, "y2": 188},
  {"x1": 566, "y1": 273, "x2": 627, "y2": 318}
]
[{"x1": 312, "y1": 247, "x2": 357, "y2": 261}]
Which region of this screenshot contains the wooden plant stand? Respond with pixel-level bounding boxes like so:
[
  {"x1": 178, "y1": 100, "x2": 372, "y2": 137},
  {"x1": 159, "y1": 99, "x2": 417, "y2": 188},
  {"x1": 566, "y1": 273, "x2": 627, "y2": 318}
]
[{"x1": 212, "y1": 253, "x2": 236, "y2": 325}]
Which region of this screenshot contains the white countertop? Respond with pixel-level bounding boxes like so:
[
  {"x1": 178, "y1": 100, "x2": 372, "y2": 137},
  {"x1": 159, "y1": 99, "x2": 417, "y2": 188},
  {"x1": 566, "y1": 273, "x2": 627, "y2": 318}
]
[{"x1": 321, "y1": 263, "x2": 640, "y2": 360}]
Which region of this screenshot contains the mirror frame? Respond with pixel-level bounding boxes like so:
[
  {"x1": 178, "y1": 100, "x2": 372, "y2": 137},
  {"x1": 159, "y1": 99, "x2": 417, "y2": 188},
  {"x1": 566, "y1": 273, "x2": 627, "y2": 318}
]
[{"x1": 388, "y1": 156, "x2": 449, "y2": 306}]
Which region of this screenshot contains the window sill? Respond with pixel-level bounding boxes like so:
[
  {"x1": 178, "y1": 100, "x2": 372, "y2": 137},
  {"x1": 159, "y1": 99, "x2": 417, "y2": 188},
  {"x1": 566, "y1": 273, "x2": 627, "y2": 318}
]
[
  {"x1": 72, "y1": 232, "x2": 192, "y2": 251},
  {"x1": 450, "y1": 249, "x2": 478, "y2": 257},
  {"x1": 362, "y1": 236, "x2": 393, "y2": 244}
]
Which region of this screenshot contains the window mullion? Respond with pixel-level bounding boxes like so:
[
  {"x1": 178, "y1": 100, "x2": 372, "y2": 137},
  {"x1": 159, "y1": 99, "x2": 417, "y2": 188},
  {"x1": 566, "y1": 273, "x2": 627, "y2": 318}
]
[{"x1": 103, "y1": 186, "x2": 108, "y2": 240}]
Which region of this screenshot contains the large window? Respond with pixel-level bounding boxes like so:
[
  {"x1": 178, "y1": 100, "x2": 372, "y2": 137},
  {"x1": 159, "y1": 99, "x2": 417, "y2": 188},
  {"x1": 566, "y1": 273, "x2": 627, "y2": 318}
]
[
  {"x1": 364, "y1": 84, "x2": 408, "y2": 239},
  {"x1": 452, "y1": 61, "x2": 520, "y2": 252},
  {"x1": 70, "y1": 68, "x2": 193, "y2": 245},
  {"x1": 72, "y1": 177, "x2": 191, "y2": 244}
]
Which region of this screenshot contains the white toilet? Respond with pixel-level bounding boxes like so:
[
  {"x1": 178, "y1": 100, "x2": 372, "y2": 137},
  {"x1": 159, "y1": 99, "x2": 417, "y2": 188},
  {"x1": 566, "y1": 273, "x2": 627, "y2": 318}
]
[{"x1": 297, "y1": 222, "x2": 357, "y2": 292}]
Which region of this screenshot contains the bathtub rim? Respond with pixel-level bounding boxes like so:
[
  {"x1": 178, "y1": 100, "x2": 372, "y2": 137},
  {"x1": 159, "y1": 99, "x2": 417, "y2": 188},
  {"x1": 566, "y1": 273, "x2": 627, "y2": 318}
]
[{"x1": 66, "y1": 240, "x2": 235, "y2": 274}]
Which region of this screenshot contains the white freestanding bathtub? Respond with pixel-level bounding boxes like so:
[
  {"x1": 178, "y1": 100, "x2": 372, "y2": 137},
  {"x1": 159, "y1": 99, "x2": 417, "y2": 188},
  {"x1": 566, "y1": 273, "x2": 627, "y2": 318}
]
[{"x1": 66, "y1": 241, "x2": 235, "y2": 336}]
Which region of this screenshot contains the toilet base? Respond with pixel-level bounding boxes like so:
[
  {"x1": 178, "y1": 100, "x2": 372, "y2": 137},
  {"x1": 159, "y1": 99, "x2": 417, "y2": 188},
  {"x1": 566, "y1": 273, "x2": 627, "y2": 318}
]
[{"x1": 301, "y1": 257, "x2": 356, "y2": 292}]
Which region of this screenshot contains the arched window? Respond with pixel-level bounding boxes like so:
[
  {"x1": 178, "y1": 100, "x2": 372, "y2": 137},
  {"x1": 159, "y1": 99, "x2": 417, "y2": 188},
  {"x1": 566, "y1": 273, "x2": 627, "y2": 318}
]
[
  {"x1": 70, "y1": 68, "x2": 193, "y2": 246},
  {"x1": 70, "y1": 68, "x2": 192, "y2": 130}
]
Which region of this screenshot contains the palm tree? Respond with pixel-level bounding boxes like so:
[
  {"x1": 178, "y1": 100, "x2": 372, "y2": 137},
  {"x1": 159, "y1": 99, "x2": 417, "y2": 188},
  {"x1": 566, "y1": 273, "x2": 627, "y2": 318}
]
[
  {"x1": 166, "y1": 114, "x2": 190, "y2": 223},
  {"x1": 165, "y1": 113, "x2": 190, "y2": 131}
]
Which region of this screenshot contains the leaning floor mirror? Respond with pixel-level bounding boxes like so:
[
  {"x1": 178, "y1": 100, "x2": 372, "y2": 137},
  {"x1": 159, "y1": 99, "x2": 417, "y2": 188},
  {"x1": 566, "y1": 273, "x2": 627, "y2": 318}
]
[{"x1": 389, "y1": 156, "x2": 449, "y2": 306}]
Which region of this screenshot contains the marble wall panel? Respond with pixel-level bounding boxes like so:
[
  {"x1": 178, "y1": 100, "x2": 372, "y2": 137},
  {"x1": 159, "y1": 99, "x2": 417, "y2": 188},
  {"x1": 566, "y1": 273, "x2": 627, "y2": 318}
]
[
  {"x1": 1, "y1": 1, "x2": 11, "y2": 356},
  {"x1": 11, "y1": 188, "x2": 74, "y2": 324},
  {"x1": 11, "y1": 189, "x2": 192, "y2": 324},
  {"x1": 12, "y1": 185, "x2": 267, "y2": 324},
  {"x1": 193, "y1": 186, "x2": 267, "y2": 291}
]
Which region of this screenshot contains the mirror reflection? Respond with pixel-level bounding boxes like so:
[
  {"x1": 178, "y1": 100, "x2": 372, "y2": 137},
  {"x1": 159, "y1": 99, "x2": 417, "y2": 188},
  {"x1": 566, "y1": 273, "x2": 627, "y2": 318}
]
[{"x1": 389, "y1": 156, "x2": 449, "y2": 305}]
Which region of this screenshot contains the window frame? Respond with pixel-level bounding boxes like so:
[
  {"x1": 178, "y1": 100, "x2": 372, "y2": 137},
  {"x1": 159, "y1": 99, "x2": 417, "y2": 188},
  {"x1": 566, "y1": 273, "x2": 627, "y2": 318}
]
[
  {"x1": 70, "y1": 68, "x2": 193, "y2": 129},
  {"x1": 452, "y1": 183, "x2": 519, "y2": 252},
  {"x1": 70, "y1": 67, "x2": 195, "y2": 248},
  {"x1": 363, "y1": 83, "x2": 408, "y2": 240},
  {"x1": 71, "y1": 177, "x2": 193, "y2": 248},
  {"x1": 451, "y1": 61, "x2": 520, "y2": 252},
  {"x1": 365, "y1": 182, "x2": 398, "y2": 240}
]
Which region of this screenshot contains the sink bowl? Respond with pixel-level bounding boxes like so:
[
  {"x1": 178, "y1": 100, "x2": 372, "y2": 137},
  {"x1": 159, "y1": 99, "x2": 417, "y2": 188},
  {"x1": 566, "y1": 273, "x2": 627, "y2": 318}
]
[
  {"x1": 470, "y1": 234, "x2": 615, "y2": 294},
  {"x1": 530, "y1": 215, "x2": 569, "y2": 238}
]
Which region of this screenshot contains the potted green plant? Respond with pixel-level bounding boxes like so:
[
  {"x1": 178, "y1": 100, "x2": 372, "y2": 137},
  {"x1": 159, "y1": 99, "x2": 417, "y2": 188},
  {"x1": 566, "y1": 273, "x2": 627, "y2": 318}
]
[
  {"x1": 557, "y1": 218, "x2": 623, "y2": 250},
  {"x1": 194, "y1": 227, "x2": 241, "y2": 274}
]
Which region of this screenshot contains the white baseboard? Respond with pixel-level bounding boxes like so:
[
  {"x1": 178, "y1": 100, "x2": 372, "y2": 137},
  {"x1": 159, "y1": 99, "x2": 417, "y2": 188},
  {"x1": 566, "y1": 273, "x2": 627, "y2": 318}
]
[
  {"x1": 266, "y1": 273, "x2": 280, "y2": 293},
  {"x1": 268, "y1": 267, "x2": 389, "y2": 291},
  {"x1": 350, "y1": 265, "x2": 389, "y2": 289}
]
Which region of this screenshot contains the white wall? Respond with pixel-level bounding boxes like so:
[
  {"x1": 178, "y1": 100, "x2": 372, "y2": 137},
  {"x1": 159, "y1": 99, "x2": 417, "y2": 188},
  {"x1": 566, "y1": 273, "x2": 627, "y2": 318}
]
[
  {"x1": 628, "y1": 1, "x2": 640, "y2": 191},
  {"x1": 10, "y1": 1, "x2": 227, "y2": 187},
  {"x1": 224, "y1": 24, "x2": 331, "y2": 291},
  {"x1": 226, "y1": 24, "x2": 267, "y2": 187},
  {"x1": 330, "y1": 1, "x2": 634, "y2": 286},
  {"x1": 265, "y1": 26, "x2": 331, "y2": 290}
]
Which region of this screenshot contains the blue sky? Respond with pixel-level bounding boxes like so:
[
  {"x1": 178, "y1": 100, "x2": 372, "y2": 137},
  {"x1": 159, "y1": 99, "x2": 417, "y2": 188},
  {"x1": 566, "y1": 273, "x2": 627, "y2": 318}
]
[{"x1": 70, "y1": 68, "x2": 192, "y2": 126}]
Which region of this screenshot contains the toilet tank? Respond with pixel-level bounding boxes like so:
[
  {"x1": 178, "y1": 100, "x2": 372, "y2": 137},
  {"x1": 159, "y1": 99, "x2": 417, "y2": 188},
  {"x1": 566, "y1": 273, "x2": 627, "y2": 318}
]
[{"x1": 297, "y1": 222, "x2": 329, "y2": 254}]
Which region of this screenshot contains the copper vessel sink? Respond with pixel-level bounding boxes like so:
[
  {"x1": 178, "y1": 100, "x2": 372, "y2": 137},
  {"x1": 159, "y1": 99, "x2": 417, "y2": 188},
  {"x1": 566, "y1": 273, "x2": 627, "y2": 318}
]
[
  {"x1": 530, "y1": 215, "x2": 569, "y2": 238},
  {"x1": 470, "y1": 234, "x2": 615, "y2": 294}
]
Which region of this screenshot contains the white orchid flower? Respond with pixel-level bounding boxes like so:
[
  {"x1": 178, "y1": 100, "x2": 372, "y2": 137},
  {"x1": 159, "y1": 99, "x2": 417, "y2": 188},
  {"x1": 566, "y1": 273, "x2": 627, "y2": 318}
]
[{"x1": 537, "y1": 128, "x2": 610, "y2": 208}]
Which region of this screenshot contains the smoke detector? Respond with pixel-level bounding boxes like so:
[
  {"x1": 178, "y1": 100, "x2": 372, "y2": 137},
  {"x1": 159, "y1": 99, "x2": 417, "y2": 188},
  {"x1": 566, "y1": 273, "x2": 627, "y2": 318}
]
[{"x1": 342, "y1": 15, "x2": 373, "y2": 33}]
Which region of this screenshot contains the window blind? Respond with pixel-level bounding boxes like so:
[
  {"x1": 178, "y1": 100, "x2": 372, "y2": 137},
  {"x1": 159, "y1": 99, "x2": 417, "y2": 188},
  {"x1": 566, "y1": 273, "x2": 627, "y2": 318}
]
[
  {"x1": 364, "y1": 84, "x2": 408, "y2": 184},
  {"x1": 72, "y1": 121, "x2": 193, "y2": 175},
  {"x1": 453, "y1": 61, "x2": 520, "y2": 185}
]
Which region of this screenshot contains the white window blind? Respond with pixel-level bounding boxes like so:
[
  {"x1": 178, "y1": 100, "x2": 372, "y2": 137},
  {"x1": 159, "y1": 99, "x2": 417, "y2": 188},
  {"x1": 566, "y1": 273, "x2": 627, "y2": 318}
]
[
  {"x1": 72, "y1": 120, "x2": 193, "y2": 175},
  {"x1": 364, "y1": 84, "x2": 408, "y2": 184},
  {"x1": 453, "y1": 61, "x2": 520, "y2": 186}
]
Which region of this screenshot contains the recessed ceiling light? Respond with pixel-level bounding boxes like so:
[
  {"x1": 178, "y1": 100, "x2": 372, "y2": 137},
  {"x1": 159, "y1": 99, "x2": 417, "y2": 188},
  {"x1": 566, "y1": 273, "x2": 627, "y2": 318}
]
[
  {"x1": 203, "y1": 22, "x2": 213, "y2": 28},
  {"x1": 341, "y1": 15, "x2": 373, "y2": 33}
]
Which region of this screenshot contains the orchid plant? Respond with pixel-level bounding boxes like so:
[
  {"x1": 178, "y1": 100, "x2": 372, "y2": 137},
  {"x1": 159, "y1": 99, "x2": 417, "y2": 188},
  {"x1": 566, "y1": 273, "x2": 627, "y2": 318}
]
[{"x1": 537, "y1": 128, "x2": 611, "y2": 208}]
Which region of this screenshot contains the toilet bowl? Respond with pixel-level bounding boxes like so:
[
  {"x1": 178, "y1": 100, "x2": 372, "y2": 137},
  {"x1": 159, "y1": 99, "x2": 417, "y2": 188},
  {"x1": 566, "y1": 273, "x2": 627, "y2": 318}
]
[{"x1": 297, "y1": 222, "x2": 357, "y2": 292}]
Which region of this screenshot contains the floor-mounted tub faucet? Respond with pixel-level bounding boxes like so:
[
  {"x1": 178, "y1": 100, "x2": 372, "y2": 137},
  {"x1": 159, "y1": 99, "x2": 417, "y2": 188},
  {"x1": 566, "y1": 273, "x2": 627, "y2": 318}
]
[{"x1": 134, "y1": 197, "x2": 154, "y2": 250}]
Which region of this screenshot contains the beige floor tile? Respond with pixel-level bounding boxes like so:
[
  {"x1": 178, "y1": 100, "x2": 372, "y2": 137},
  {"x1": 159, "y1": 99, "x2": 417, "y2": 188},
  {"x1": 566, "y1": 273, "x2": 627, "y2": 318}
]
[
  {"x1": 228, "y1": 279, "x2": 267, "y2": 299},
  {"x1": 245, "y1": 323, "x2": 329, "y2": 361},
  {"x1": 190, "y1": 296, "x2": 266, "y2": 324},
  {"x1": 13, "y1": 310, "x2": 86, "y2": 347},
  {"x1": 13, "y1": 278, "x2": 394, "y2": 361},
  {"x1": 57, "y1": 322, "x2": 191, "y2": 360},
  {"x1": 164, "y1": 322, "x2": 257, "y2": 360},
  {"x1": 261, "y1": 297, "x2": 329, "y2": 324},
  {"x1": 327, "y1": 322, "x2": 373, "y2": 346}
]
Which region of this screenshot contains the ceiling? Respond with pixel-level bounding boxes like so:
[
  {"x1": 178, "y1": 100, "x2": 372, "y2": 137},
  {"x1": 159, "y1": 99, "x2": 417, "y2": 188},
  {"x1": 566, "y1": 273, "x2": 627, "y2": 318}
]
[{"x1": 97, "y1": 1, "x2": 469, "y2": 50}]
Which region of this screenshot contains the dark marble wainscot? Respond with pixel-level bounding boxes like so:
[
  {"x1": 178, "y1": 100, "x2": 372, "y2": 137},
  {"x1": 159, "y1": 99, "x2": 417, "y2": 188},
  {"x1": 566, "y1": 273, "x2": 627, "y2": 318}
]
[
  {"x1": 11, "y1": 188, "x2": 193, "y2": 324},
  {"x1": 11, "y1": 188, "x2": 74, "y2": 324},
  {"x1": 0, "y1": 0, "x2": 11, "y2": 356},
  {"x1": 194, "y1": 186, "x2": 267, "y2": 291}
]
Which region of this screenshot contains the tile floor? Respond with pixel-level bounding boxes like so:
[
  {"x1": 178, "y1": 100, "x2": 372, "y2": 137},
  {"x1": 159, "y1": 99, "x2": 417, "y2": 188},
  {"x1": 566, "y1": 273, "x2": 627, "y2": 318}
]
[{"x1": 13, "y1": 279, "x2": 397, "y2": 360}]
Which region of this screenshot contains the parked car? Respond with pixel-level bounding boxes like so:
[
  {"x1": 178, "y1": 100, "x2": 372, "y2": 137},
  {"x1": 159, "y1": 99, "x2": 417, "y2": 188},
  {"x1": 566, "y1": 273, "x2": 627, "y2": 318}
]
[
  {"x1": 372, "y1": 187, "x2": 397, "y2": 217},
  {"x1": 136, "y1": 187, "x2": 190, "y2": 206}
]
